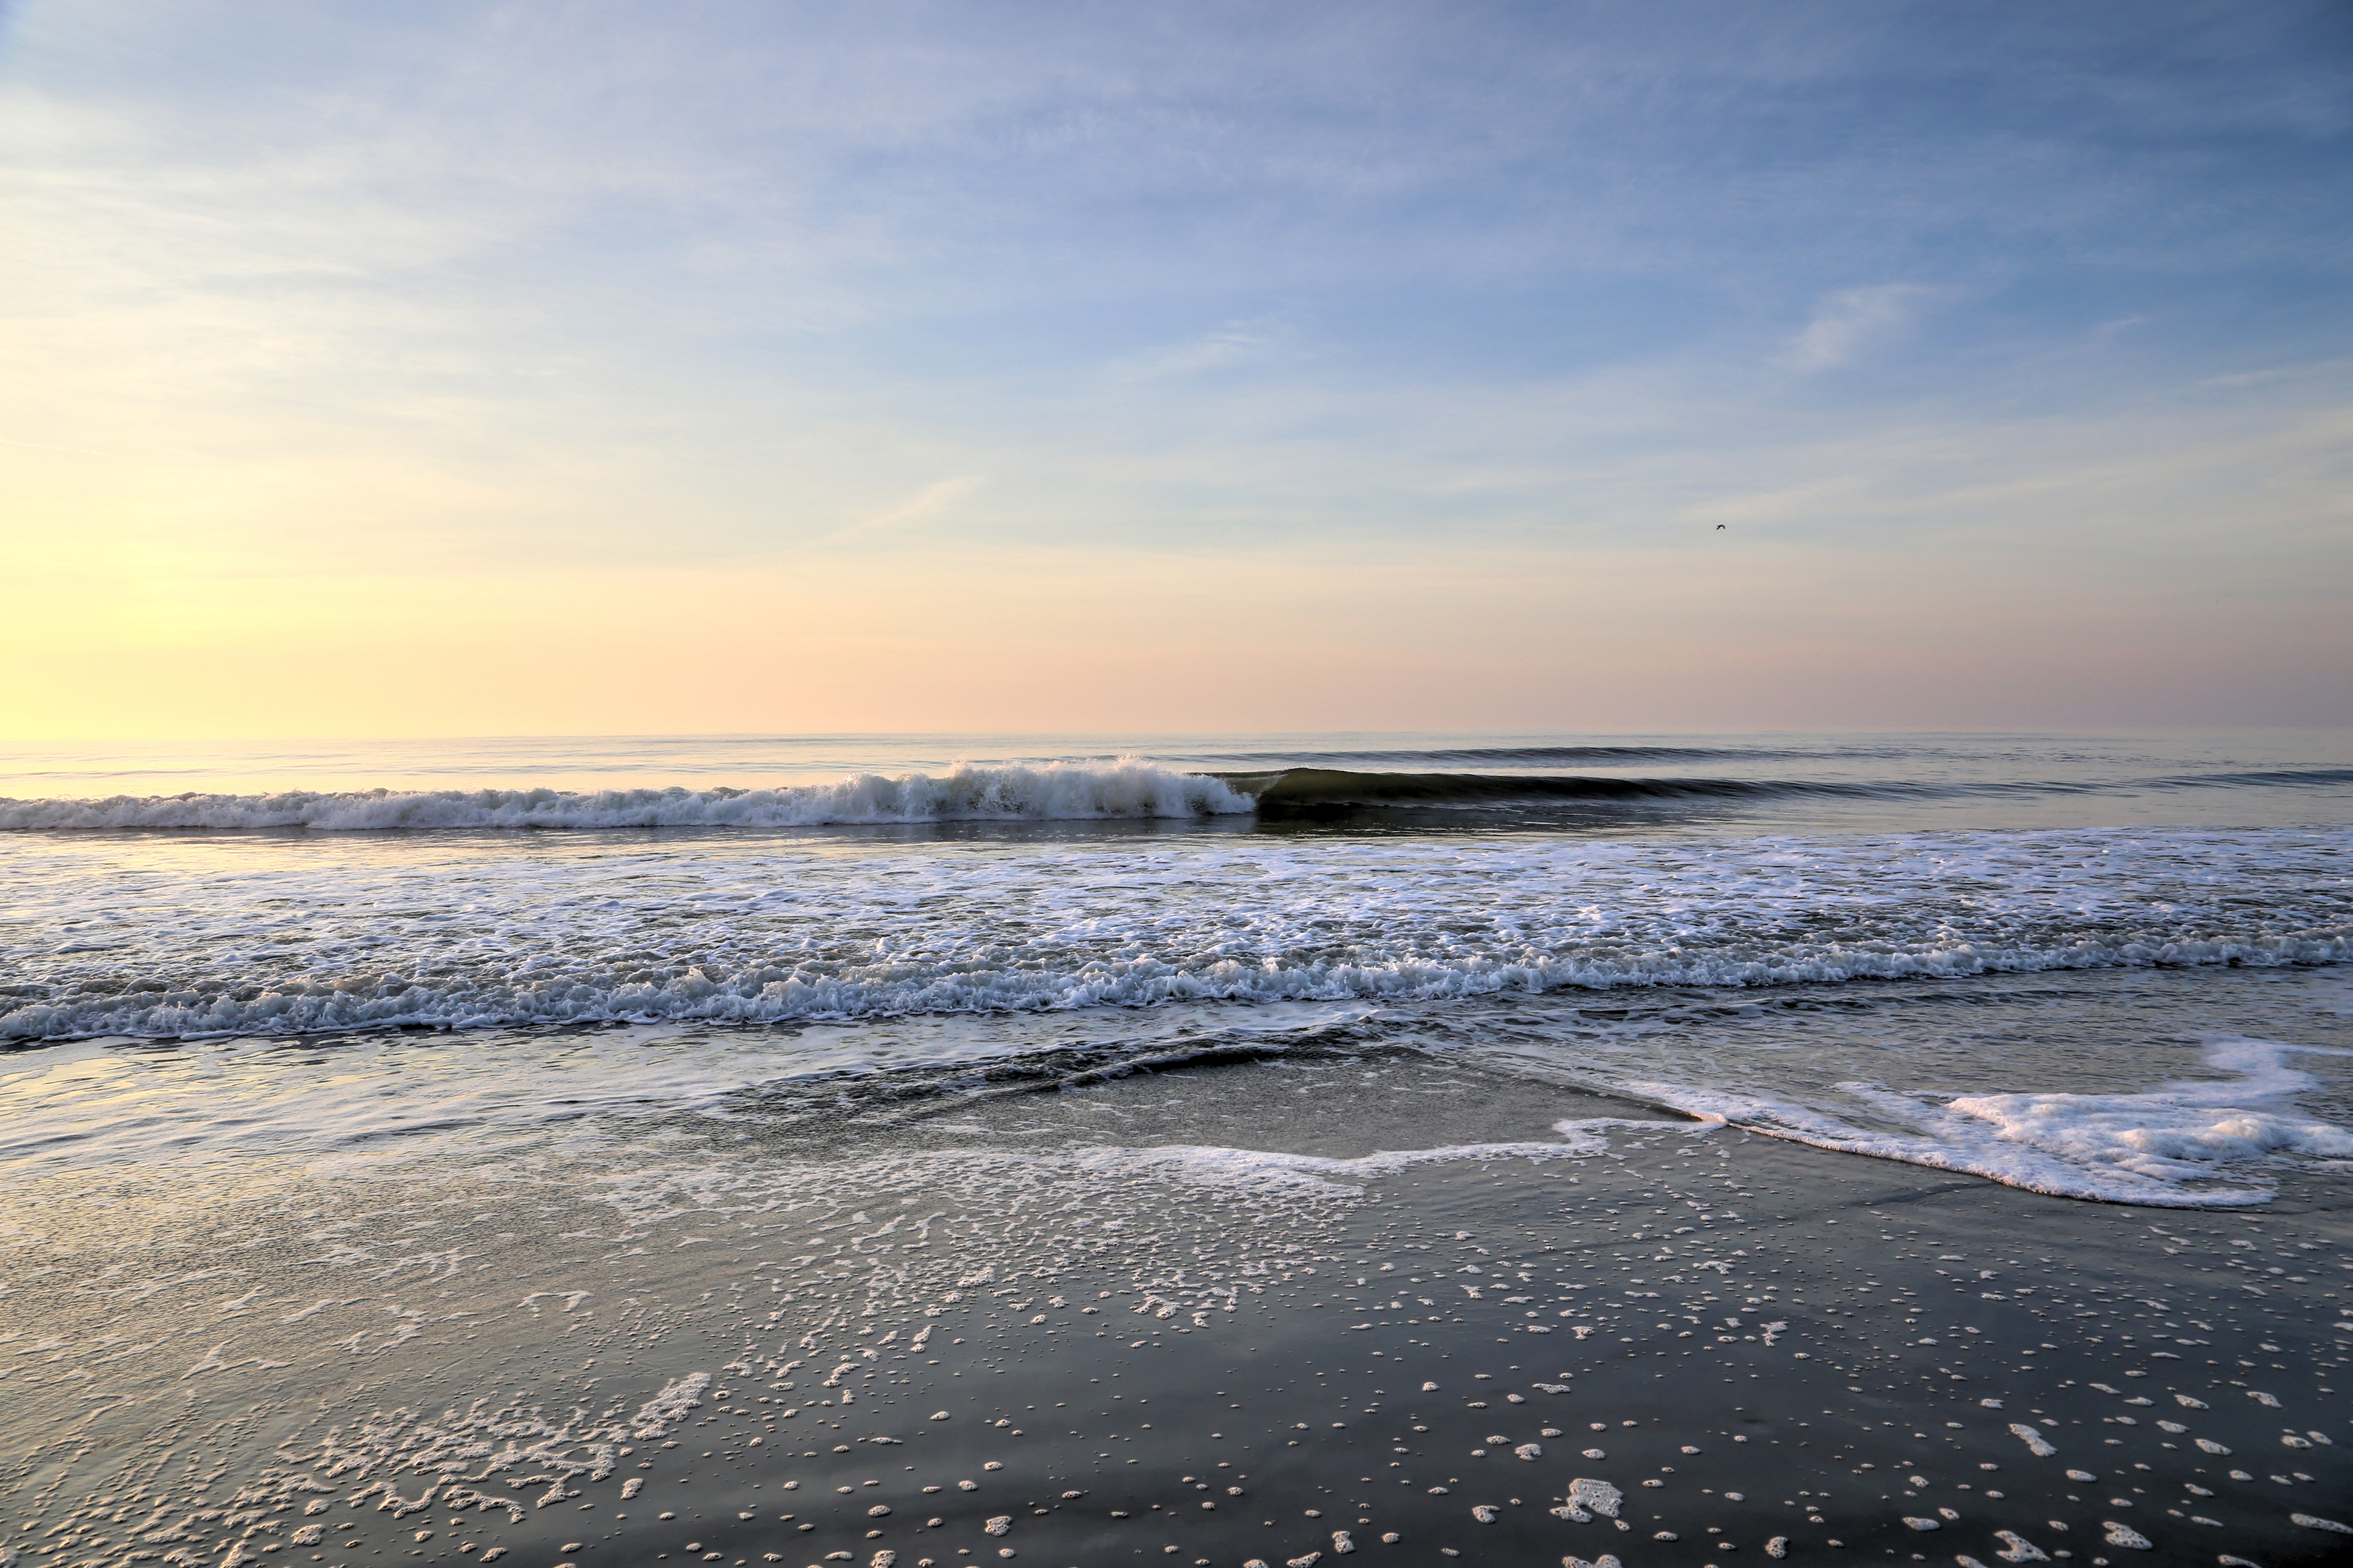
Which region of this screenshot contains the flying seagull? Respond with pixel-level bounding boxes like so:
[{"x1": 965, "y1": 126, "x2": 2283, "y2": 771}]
[{"x1": 1715, "y1": 524, "x2": 1726, "y2": 530}]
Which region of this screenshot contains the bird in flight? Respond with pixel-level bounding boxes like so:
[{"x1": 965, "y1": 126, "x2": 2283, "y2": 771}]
[{"x1": 1715, "y1": 524, "x2": 1726, "y2": 530}]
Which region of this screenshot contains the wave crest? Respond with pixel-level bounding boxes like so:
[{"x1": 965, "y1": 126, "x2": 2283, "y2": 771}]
[
  {"x1": 0, "y1": 762, "x2": 1256, "y2": 831},
  {"x1": 10, "y1": 762, "x2": 2349, "y2": 830}
]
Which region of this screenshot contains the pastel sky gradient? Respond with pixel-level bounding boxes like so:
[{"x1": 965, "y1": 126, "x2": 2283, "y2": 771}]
[{"x1": 3, "y1": 0, "x2": 2349, "y2": 737}]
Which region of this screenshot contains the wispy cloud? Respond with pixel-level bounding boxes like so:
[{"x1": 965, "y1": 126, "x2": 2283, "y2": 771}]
[
  {"x1": 1783, "y1": 284, "x2": 1942, "y2": 371},
  {"x1": 822, "y1": 475, "x2": 987, "y2": 544},
  {"x1": 1115, "y1": 318, "x2": 1292, "y2": 381},
  {"x1": 2202, "y1": 357, "x2": 2353, "y2": 388}
]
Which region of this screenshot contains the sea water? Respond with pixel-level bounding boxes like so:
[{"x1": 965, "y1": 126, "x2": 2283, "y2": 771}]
[
  {"x1": 3, "y1": 732, "x2": 2348, "y2": 1567},
  {"x1": 5, "y1": 731, "x2": 2349, "y2": 1200}
]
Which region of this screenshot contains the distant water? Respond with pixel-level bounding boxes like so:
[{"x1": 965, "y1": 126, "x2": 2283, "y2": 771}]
[{"x1": 3, "y1": 730, "x2": 2350, "y2": 1206}]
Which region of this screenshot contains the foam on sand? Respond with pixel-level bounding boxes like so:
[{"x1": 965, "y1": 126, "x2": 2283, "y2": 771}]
[
  {"x1": 1625, "y1": 1036, "x2": 2353, "y2": 1206},
  {"x1": 1068, "y1": 1124, "x2": 1644, "y2": 1196}
]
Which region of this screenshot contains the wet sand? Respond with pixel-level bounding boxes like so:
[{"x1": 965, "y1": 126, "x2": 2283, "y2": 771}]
[{"x1": 5, "y1": 1059, "x2": 2348, "y2": 1568}]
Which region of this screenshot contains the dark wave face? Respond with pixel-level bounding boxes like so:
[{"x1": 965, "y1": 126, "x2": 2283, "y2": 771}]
[
  {"x1": 2182, "y1": 768, "x2": 2353, "y2": 790},
  {"x1": 1218, "y1": 764, "x2": 2353, "y2": 814},
  {"x1": 1189, "y1": 744, "x2": 1855, "y2": 767}
]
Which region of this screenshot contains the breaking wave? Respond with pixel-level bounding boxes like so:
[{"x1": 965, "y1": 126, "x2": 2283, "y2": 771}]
[
  {"x1": 5, "y1": 763, "x2": 2349, "y2": 831},
  {"x1": 0, "y1": 763, "x2": 1255, "y2": 831},
  {"x1": 13, "y1": 930, "x2": 2342, "y2": 1042}
]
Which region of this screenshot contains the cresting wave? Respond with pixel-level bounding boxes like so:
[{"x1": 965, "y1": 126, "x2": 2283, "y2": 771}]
[
  {"x1": 1222, "y1": 767, "x2": 1908, "y2": 806},
  {"x1": 0, "y1": 762, "x2": 1254, "y2": 830},
  {"x1": 7, "y1": 762, "x2": 2349, "y2": 830}
]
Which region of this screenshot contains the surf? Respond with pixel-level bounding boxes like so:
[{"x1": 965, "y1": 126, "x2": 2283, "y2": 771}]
[{"x1": 0, "y1": 761, "x2": 1256, "y2": 830}]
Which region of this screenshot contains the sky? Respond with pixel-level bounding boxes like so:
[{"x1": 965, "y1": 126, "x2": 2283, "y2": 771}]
[{"x1": 2, "y1": 0, "x2": 2349, "y2": 738}]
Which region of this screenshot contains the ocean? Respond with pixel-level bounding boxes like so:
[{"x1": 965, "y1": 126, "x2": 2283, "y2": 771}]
[{"x1": 3, "y1": 732, "x2": 2349, "y2": 1568}]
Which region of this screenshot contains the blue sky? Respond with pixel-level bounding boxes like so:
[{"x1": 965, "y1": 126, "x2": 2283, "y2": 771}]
[{"x1": 3, "y1": 1, "x2": 2348, "y2": 734}]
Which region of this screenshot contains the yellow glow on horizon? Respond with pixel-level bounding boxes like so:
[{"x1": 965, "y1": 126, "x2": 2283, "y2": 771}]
[
  {"x1": 12, "y1": 482, "x2": 2348, "y2": 740},
  {"x1": 5, "y1": 1, "x2": 2348, "y2": 741}
]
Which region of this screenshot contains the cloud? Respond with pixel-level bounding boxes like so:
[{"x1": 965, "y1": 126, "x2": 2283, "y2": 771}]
[
  {"x1": 822, "y1": 474, "x2": 987, "y2": 544},
  {"x1": 1784, "y1": 284, "x2": 1942, "y2": 371},
  {"x1": 1116, "y1": 318, "x2": 1292, "y2": 381},
  {"x1": 2202, "y1": 356, "x2": 2353, "y2": 388}
]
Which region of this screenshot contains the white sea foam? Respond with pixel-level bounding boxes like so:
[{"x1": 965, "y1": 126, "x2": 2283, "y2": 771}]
[
  {"x1": 1624, "y1": 1036, "x2": 2353, "y2": 1207},
  {"x1": 2, "y1": 825, "x2": 2343, "y2": 1040},
  {"x1": 629, "y1": 1373, "x2": 711, "y2": 1438},
  {"x1": 0, "y1": 762, "x2": 1254, "y2": 831},
  {"x1": 1074, "y1": 1125, "x2": 1638, "y2": 1196}
]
